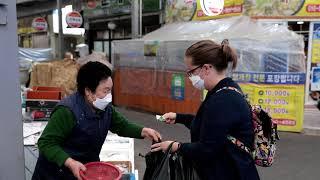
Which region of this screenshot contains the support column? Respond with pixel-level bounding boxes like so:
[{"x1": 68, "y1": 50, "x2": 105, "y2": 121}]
[{"x1": 0, "y1": 0, "x2": 25, "y2": 179}]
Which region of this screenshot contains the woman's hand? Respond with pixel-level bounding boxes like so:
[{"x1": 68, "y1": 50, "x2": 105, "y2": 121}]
[
  {"x1": 162, "y1": 112, "x2": 177, "y2": 124},
  {"x1": 141, "y1": 128, "x2": 162, "y2": 142},
  {"x1": 64, "y1": 158, "x2": 86, "y2": 180},
  {"x1": 151, "y1": 141, "x2": 180, "y2": 153}
]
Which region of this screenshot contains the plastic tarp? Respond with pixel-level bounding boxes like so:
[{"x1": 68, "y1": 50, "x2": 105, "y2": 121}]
[
  {"x1": 19, "y1": 48, "x2": 53, "y2": 70},
  {"x1": 112, "y1": 16, "x2": 305, "y2": 97}
]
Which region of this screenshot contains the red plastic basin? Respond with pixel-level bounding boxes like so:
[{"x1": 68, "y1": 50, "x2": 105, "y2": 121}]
[{"x1": 80, "y1": 162, "x2": 122, "y2": 180}]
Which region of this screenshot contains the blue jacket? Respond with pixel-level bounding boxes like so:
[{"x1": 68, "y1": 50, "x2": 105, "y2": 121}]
[
  {"x1": 59, "y1": 92, "x2": 113, "y2": 163},
  {"x1": 177, "y1": 78, "x2": 260, "y2": 180}
]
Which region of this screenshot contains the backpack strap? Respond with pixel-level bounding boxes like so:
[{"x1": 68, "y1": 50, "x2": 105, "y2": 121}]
[
  {"x1": 227, "y1": 135, "x2": 252, "y2": 155},
  {"x1": 216, "y1": 87, "x2": 253, "y2": 156},
  {"x1": 216, "y1": 86, "x2": 243, "y2": 95}
]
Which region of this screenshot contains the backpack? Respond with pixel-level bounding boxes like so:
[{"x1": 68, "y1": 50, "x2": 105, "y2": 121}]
[{"x1": 216, "y1": 87, "x2": 280, "y2": 167}]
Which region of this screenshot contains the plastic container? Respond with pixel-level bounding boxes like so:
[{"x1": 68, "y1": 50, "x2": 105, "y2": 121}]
[
  {"x1": 26, "y1": 86, "x2": 62, "y2": 100},
  {"x1": 80, "y1": 162, "x2": 122, "y2": 180}
]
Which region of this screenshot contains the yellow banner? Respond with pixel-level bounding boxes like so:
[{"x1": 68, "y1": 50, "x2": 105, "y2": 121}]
[
  {"x1": 245, "y1": 0, "x2": 320, "y2": 17},
  {"x1": 18, "y1": 27, "x2": 38, "y2": 34},
  {"x1": 312, "y1": 40, "x2": 320, "y2": 63},
  {"x1": 203, "y1": 83, "x2": 305, "y2": 132},
  {"x1": 241, "y1": 83, "x2": 304, "y2": 132},
  {"x1": 165, "y1": 0, "x2": 320, "y2": 23},
  {"x1": 165, "y1": 0, "x2": 244, "y2": 23},
  {"x1": 294, "y1": 0, "x2": 320, "y2": 16}
]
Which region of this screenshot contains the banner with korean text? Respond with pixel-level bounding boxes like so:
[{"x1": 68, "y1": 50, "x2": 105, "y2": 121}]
[{"x1": 232, "y1": 72, "x2": 306, "y2": 132}]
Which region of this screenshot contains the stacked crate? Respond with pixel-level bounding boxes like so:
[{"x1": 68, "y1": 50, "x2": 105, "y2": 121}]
[{"x1": 26, "y1": 86, "x2": 62, "y2": 121}]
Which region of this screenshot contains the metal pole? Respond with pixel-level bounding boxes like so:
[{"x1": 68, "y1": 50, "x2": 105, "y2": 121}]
[
  {"x1": 0, "y1": 0, "x2": 25, "y2": 179},
  {"x1": 109, "y1": 29, "x2": 112, "y2": 63},
  {"x1": 159, "y1": 0, "x2": 164, "y2": 25},
  {"x1": 139, "y1": 0, "x2": 142, "y2": 37},
  {"x1": 131, "y1": 0, "x2": 139, "y2": 39},
  {"x1": 305, "y1": 22, "x2": 314, "y2": 105},
  {"x1": 57, "y1": 0, "x2": 64, "y2": 59}
]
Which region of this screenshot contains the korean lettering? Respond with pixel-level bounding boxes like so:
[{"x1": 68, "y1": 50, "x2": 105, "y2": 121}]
[
  {"x1": 287, "y1": 75, "x2": 293, "y2": 84},
  {"x1": 266, "y1": 74, "x2": 274, "y2": 83},
  {"x1": 280, "y1": 74, "x2": 287, "y2": 83},
  {"x1": 245, "y1": 73, "x2": 251, "y2": 82},
  {"x1": 232, "y1": 73, "x2": 239, "y2": 81},
  {"x1": 259, "y1": 74, "x2": 266, "y2": 83},
  {"x1": 253, "y1": 74, "x2": 259, "y2": 83},
  {"x1": 293, "y1": 75, "x2": 300, "y2": 84},
  {"x1": 274, "y1": 74, "x2": 280, "y2": 83}
]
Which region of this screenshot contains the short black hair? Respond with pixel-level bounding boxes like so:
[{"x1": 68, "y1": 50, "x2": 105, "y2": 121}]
[{"x1": 77, "y1": 61, "x2": 112, "y2": 95}]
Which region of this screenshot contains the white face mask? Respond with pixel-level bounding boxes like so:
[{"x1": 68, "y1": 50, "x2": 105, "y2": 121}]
[
  {"x1": 189, "y1": 75, "x2": 205, "y2": 90},
  {"x1": 93, "y1": 93, "x2": 112, "y2": 110}
]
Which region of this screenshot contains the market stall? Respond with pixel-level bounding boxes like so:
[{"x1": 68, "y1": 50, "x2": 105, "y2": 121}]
[
  {"x1": 21, "y1": 49, "x2": 136, "y2": 179},
  {"x1": 113, "y1": 16, "x2": 306, "y2": 132},
  {"x1": 23, "y1": 120, "x2": 137, "y2": 180}
]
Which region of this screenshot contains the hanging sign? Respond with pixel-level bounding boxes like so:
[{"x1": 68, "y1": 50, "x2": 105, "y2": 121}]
[
  {"x1": 32, "y1": 17, "x2": 48, "y2": 31},
  {"x1": 171, "y1": 74, "x2": 185, "y2": 101},
  {"x1": 66, "y1": 11, "x2": 83, "y2": 28},
  {"x1": 311, "y1": 67, "x2": 320, "y2": 91}
]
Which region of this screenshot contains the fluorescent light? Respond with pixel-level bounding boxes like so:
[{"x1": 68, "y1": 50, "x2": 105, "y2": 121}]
[{"x1": 297, "y1": 21, "x2": 304, "y2": 25}]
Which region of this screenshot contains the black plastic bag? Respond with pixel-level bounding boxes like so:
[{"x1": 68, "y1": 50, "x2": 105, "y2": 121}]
[
  {"x1": 171, "y1": 154, "x2": 201, "y2": 180},
  {"x1": 143, "y1": 150, "x2": 166, "y2": 180},
  {"x1": 143, "y1": 142, "x2": 201, "y2": 180}
]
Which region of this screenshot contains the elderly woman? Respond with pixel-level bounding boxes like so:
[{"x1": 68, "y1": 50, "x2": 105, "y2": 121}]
[{"x1": 32, "y1": 61, "x2": 161, "y2": 180}]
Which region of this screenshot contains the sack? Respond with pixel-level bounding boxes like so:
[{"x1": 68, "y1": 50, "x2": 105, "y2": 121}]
[
  {"x1": 216, "y1": 87, "x2": 280, "y2": 167},
  {"x1": 143, "y1": 142, "x2": 201, "y2": 180}
]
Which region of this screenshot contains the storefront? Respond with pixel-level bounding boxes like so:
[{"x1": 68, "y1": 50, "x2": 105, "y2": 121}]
[
  {"x1": 18, "y1": 16, "x2": 50, "y2": 48},
  {"x1": 17, "y1": 4, "x2": 86, "y2": 57},
  {"x1": 81, "y1": 0, "x2": 162, "y2": 57}
]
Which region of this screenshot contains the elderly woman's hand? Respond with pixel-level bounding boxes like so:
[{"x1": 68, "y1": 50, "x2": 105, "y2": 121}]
[{"x1": 141, "y1": 128, "x2": 162, "y2": 142}]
